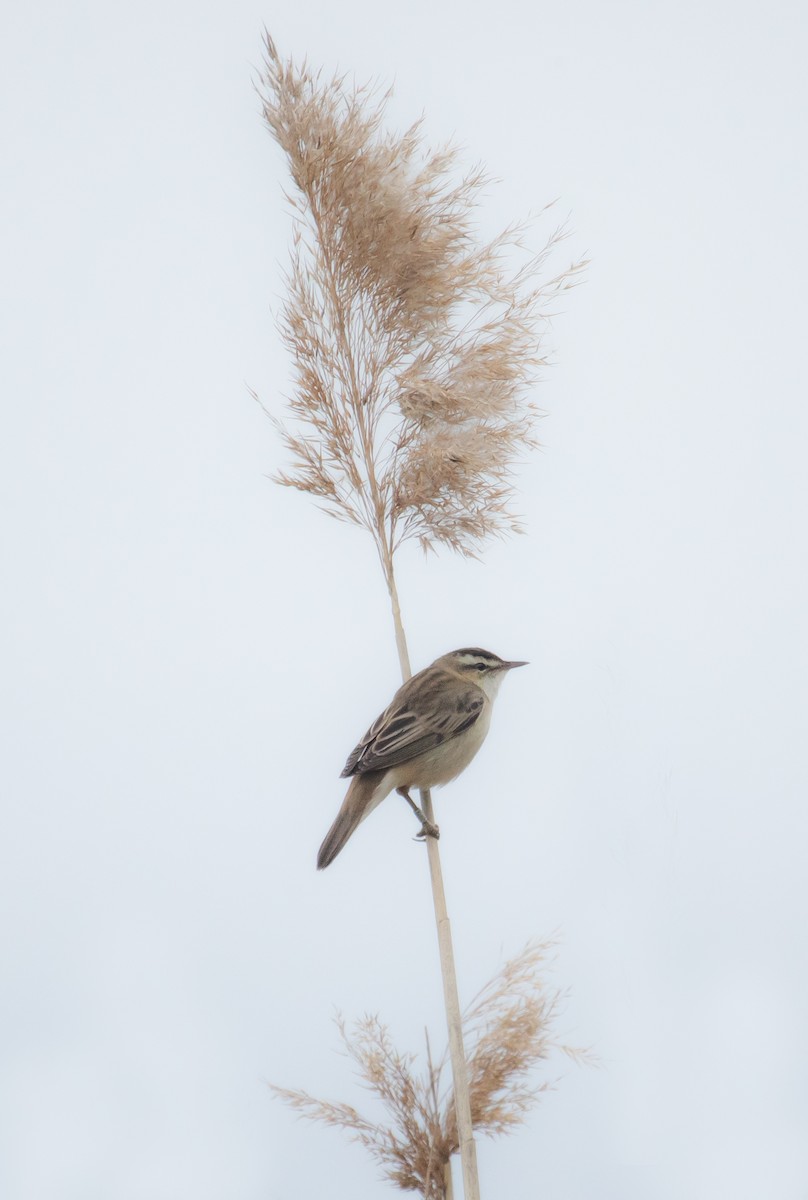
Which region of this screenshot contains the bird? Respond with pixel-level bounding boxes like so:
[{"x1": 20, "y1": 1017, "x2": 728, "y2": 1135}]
[{"x1": 317, "y1": 647, "x2": 527, "y2": 869}]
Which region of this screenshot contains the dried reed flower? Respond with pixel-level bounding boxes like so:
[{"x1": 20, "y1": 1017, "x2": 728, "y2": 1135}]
[
  {"x1": 258, "y1": 35, "x2": 585, "y2": 566},
  {"x1": 271, "y1": 942, "x2": 593, "y2": 1199}
]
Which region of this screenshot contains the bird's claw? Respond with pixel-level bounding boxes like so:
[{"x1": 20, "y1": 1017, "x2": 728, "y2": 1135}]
[{"x1": 414, "y1": 821, "x2": 440, "y2": 842}]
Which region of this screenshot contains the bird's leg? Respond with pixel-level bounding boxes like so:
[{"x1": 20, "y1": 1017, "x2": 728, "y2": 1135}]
[{"x1": 397, "y1": 787, "x2": 440, "y2": 841}]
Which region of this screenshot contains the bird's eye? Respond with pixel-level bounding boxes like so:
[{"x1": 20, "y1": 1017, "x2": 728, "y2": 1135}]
[{"x1": 475, "y1": 663, "x2": 486, "y2": 672}]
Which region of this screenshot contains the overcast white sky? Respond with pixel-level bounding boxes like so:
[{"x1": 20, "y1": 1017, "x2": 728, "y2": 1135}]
[{"x1": 2, "y1": 2, "x2": 807, "y2": 1197}]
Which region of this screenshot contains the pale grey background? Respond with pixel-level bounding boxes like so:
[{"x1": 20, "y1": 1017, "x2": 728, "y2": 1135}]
[{"x1": 1, "y1": 1, "x2": 806, "y2": 1197}]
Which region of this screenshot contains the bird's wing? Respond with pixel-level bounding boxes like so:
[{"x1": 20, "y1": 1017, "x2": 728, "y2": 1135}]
[{"x1": 341, "y1": 668, "x2": 484, "y2": 777}]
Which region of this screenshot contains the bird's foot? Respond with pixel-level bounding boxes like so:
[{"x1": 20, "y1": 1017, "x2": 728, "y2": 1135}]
[
  {"x1": 397, "y1": 787, "x2": 440, "y2": 842},
  {"x1": 414, "y1": 819, "x2": 440, "y2": 842}
]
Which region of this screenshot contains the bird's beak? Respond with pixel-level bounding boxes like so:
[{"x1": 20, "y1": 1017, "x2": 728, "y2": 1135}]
[{"x1": 505, "y1": 660, "x2": 528, "y2": 669}]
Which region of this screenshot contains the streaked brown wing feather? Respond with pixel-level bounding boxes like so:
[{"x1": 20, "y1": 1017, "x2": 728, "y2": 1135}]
[{"x1": 341, "y1": 668, "x2": 484, "y2": 777}]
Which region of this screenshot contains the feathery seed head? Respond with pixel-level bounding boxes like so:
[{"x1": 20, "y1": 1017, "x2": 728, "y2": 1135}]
[
  {"x1": 271, "y1": 941, "x2": 592, "y2": 1200},
  {"x1": 258, "y1": 36, "x2": 586, "y2": 563}
]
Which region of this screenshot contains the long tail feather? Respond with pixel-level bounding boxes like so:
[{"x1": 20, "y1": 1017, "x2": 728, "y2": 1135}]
[{"x1": 317, "y1": 771, "x2": 387, "y2": 869}]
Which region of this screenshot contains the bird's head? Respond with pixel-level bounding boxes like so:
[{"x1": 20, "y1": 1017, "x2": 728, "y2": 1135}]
[{"x1": 436, "y1": 647, "x2": 527, "y2": 699}]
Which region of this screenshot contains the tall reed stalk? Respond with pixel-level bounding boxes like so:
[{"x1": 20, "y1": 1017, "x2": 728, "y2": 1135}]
[
  {"x1": 258, "y1": 35, "x2": 585, "y2": 1198},
  {"x1": 382, "y1": 503, "x2": 479, "y2": 1198}
]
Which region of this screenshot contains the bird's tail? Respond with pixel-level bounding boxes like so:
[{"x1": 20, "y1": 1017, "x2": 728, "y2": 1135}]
[{"x1": 317, "y1": 771, "x2": 387, "y2": 870}]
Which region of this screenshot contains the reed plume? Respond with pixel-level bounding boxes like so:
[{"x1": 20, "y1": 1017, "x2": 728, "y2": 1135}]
[
  {"x1": 258, "y1": 35, "x2": 585, "y2": 570},
  {"x1": 272, "y1": 942, "x2": 592, "y2": 1200}
]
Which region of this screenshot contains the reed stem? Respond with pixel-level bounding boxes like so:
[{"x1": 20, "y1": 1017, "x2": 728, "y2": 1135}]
[{"x1": 385, "y1": 569, "x2": 480, "y2": 1200}]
